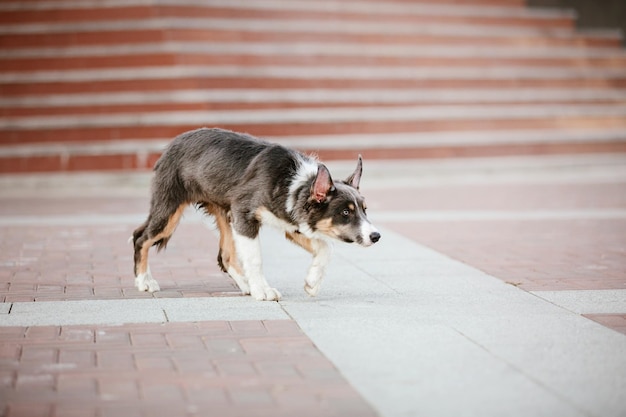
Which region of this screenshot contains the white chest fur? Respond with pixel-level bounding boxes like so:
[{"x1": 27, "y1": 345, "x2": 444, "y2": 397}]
[{"x1": 256, "y1": 207, "x2": 299, "y2": 233}]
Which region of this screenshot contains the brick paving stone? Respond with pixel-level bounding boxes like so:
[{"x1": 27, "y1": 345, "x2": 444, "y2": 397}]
[
  {"x1": 96, "y1": 351, "x2": 135, "y2": 370},
  {"x1": 0, "y1": 320, "x2": 377, "y2": 417},
  {"x1": 368, "y1": 183, "x2": 626, "y2": 212},
  {"x1": 5, "y1": 404, "x2": 52, "y2": 417},
  {"x1": 382, "y1": 219, "x2": 626, "y2": 291},
  {"x1": 0, "y1": 221, "x2": 240, "y2": 302},
  {"x1": 584, "y1": 314, "x2": 626, "y2": 335},
  {"x1": 56, "y1": 375, "x2": 98, "y2": 398},
  {"x1": 203, "y1": 337, "x2": 245, "y2": 357},
  {"x1": 229, "y1": 387, "x2": 275, "y2": 406},
  {"x1": 52, "y1": 405, "x2": 98, "y2": 417},
  {"x1": 98, "y1": 378, "x2": 141, "y2": 401},
  {"x1": 134, "y1": 355, "x2": 176, "y2": 372}
]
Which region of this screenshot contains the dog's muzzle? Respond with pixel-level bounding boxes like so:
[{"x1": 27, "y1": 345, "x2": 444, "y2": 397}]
[{"x1": 360, "y1": 220, "x2": 381, "y2": 246}]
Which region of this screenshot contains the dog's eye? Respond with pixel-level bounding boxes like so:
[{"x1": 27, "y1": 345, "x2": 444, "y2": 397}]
[{"x1": 342, "y1": 208, "x2": 350, "y2": 217}]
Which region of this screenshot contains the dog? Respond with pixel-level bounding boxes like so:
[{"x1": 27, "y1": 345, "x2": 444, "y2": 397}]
[{"x1": 132, "y1": 127, "x2": 380, "y2": 301}]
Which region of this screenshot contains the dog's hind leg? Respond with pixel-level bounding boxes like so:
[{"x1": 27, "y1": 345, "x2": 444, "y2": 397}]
[
  {"x1": 204, "y1": 204, "x2": 249, "y2": 295},
  {"x1": 285, "y1": 232, "x2": 331, "y2": 297},
  {"x1": 133, "y1": 203, "x2": 187, "y2": 292}
]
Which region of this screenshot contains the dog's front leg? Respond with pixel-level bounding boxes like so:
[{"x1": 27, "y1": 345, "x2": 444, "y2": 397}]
[
  {"x1": 286, "y1": 232, "x2": 331, "y2": 296},
  {"x1": 304, "y1": 239, "x2": 331, "y2": 296},
  {"x1": 232, "y1": 229, "x2": 282, "y2": 301}
]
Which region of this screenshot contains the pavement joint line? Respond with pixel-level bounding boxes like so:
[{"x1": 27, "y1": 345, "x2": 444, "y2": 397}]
[
  {"x1": 530, "y1": 290, "x2": 626, "y2": 314},
  {"x1": 450, "y1": 325, "x2": 591, "y2": 417}
]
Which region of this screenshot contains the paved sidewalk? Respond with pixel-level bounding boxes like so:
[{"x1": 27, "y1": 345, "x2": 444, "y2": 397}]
[{"x1": 1, "y1": 154, "x2": 625, "y2": 417}]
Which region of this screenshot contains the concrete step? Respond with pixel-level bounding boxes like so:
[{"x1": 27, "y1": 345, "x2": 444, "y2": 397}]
[
  {"x1": 3, "y1": 42, "x2": 625, "y2": 72},
  {"x1": 1, "y1": 18, "x2": 621, "y2": 49},
  {"x1": 2, "y1": 104, "x2": 626, "y2": 144},
  {"x1": 3, "y1": 89, "x2": 626, "y2": 117},
  {"x1": 1, "y1": 129, "x2": 625, "y2": 173},
  {"x1": 6, "y1": 41, "x2": 625, "y2": 59},
  {"x1": 3, "y1": 66, "x2": 625, "y2": 97},
  {"x1": 0, "y1": 0, "x2": 575, "y2": 29}
]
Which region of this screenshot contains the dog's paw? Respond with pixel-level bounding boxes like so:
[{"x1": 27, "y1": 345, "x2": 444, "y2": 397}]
[
  {"x1": 304, "y1": 282, "x2": 321, "y2": 297},
  {"x1": 239, "y1": 283, "x2": 251, "y2": 295},
  {"x1": 304, "y1": 273, "x2": 323, "y2": 297},
  {"x1": 251, "y1": 286, "x2": 282, "y2": 301},
  {"x1": 135, "y1": 272, "x2": 160, "y2": 293},
  {"x1": 227, "y1": 267, "x2": 250, "y2": 295}
]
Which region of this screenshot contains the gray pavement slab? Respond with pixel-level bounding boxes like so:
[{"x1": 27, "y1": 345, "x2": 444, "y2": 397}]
[
  {"x1": 260, "y1": 227, "x2": 626, "y2": 417},
  {"x1": 531, "y1": 290, "x2": 626, "y2": 314},
  {"x1": 0, "y1": 297, "x2": 289, "y2": 326}
]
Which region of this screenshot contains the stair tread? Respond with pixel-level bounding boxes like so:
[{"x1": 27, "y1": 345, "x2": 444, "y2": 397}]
[
  {"x1": 0, "y1": 0, "x2": 571, "y2": 19},
  {"x1": 4, "y1": 41, "x2": 625, "y2": 59},
  {"x1": 3, "y1": 104, "x2": 626, "y2": 130},
  {"x1": 3, "y1": 65, "x2": 626, "y2": 83},
  {"x1": 3, "y1": 88, "x2": 626, "y2": 108},
  {"x1": 3, "y1": 129, "x2": 626, "y2": 157}
]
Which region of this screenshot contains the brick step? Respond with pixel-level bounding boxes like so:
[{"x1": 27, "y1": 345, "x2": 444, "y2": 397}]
[
  {"x1": 3, "y1": 43, "x2": 625, "y2": 72},
  {"x1": 7, "y1": 53, "x2": 626, "y2": 72},
  {"x1": 2, "y1": 104, "x2": 626, "y2": 144},
  {"x1": 1, "y1": 128, "x2": 625, "y2": 174},
  {"x1": 0, "y1": 1, "x2": 574, "y2": 29},
  {"x1": 3, "y1": 89, "x2": 626, "y2": 117},
  {"x1": 1, "y1": 0, "x2": 526, "y2": 6},
  {"x1": 3, "y1": 66, "x2": 625, "y2": 96},
  {"x1": 2, "y1": 19, "x2": 621, "y2": 49}
]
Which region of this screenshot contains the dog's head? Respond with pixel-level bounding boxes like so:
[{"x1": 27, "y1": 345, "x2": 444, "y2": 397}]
[{"x1": 306, "y1": 156, "x2": 380, "y2": 246}]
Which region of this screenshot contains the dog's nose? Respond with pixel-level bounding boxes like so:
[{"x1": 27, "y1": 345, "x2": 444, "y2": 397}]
[{"x1": 370, "y1": 232, "x2": 381, "y2": 243}]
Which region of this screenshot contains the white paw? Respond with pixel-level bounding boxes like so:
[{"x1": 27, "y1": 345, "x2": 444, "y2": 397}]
[
  {"x1": 304, "y1": 272, "x2": 323, "y2": 297},
  {"x1": 135, "y1": 271, "x2": 160, "y2": 293},
  {"x1": 238, "y1": 283, "x2": 251, "y2": 295},
  {"x1": 304, "y1": 281, "x2": 322, "y2": 297},
  {"x1": 227, "y1": 267, "x2": 250, "y2": 295},
  {"x1": 251, "y1": 286, "x2": 282, "y2": 301}
]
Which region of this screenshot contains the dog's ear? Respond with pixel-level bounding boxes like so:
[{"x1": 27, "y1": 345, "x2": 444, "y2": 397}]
[
  {"x1": 345, "y1": 155, "x2": 363, "y2": 190},
  {"x1": 311, "y1": 164, "x2": 335, "y2": 203}
]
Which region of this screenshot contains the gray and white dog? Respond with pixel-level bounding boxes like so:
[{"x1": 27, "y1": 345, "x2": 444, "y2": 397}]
[{"x1": 132, "y1": 128, "x2": 380, "y2": 301}]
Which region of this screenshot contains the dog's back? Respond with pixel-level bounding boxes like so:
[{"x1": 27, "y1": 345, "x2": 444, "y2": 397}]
[{"x1": 153, "y1": 128, "x2": 285, "y2": 207}]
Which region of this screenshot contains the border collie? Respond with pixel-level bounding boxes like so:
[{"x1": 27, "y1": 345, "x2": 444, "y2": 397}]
[{"x1": 132, "y1": 128, "x2": 380, "y2": 301}]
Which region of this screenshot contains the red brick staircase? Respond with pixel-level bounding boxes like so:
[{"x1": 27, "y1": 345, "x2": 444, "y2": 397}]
[{"x1": 1, "y1": 0, "x2": 625, "y2": 173}]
